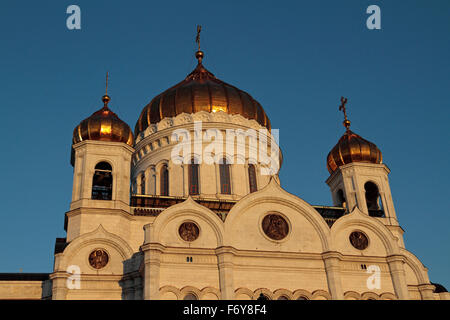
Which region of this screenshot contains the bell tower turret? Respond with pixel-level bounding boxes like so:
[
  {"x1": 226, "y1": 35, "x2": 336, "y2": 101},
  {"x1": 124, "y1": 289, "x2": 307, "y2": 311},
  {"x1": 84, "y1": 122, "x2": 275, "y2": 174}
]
[
  {"x1": 70, "y1": 75, "x2": 134, "y2": 213},
  {"x1": 325, "y1": 97, "x2": 403, "y2": 246}
]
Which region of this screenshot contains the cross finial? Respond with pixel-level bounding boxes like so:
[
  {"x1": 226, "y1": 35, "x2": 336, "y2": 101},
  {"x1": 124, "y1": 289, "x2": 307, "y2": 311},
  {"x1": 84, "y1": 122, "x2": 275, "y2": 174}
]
[
  {"x1": 102, "y1": 72, "x2": 111, "y2": 107},
  {"x1": 105, "y1": 71, "x2": 109, "y2": 95},
  {"x1": 339, "y1": 96, "x2": 351, "y2": 131},
  {"x1": 196, "y1": 25, "x2": 202, "y2": 51},
  {"x1": 195, "y1": 25, "x2": 204, "y2": 64}
]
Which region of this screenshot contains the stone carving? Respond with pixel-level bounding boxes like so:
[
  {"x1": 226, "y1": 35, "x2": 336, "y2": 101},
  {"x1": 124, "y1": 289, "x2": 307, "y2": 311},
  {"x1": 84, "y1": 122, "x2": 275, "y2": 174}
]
[
  {"x1": 179, "y1": 222, "x2": 200, "y2": 242},
  {"x1": 262, "y1": 214, "x2": 289, "y2": 240},
  {"x1": 88, "y1": 249, "x2": 109, "y2": 269},
  {"x1": 349, "y1": 231, "x2": 369, "y2": 250}
]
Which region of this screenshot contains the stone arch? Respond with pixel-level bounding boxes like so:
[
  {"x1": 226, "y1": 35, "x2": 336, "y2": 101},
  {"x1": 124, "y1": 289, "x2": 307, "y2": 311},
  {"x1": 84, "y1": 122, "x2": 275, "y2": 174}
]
[
  {"x1": 253, "y1": 288, "x2": 274, "y2": 300},
  {"x1": 311, "y1": 290, "x2": 331, "y2": 300},
  {"x1": 155, "y1": 159, "x2": 170, "y2": 171},
  {"x1": 273, "y1": 289, "x2": 294, "y2": 300},
  {"x1": 180, "y1": 286, "x2": 202, "y2": 300},
  {"x1": 214, "y1": 152, "x2": 234, "y2": 165},
  {"x1": 149, "y1": 197, "x2": 225, "y2": 247},
  {"x1": 56, "y1": 224, "x2": 134, "y2": 271},
  {"x1": 380, "y1": 292, "x2": 397, "y2": 300},
  {"x1": 400, "y1": 248, "x2": 429, "y2": 285},
  {"x1": 330, "y1": 207, "x2": 399, "y2": 255},
  {"x1": 363, "y1": 180, "x2": 383, "y2": 211},
  {"x1": 225, "y1": 178, "x2": 331, "y2": 251},
  {"x1": 159, "y1": 285, "x2": 182, "y2": 300},
  {"x1": 234, "y1": 288, "x2": 253, "y2": 300},
  {"x1": 344, "y1": 291, "x2": 361, "y2": 300},
  {"x1": 200, "y1": 287, "x2": 221, "y2": 300},
  {"x1": 361, "y1": 292, "x2": 380, "y2": 300},
  {"x1": 182, "y1": 152, "x2": 202, "y2": 165},
  {"x1": 292, "y1": 289, "x2": 312, "y2": 300}
]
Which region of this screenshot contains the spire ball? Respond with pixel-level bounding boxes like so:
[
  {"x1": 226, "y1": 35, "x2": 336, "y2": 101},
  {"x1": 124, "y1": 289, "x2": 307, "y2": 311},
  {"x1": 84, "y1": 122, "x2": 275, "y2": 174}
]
[
  {"x1": 195, "y1": 50, "x2": 204, "y2": 63},
  {"x1": 102, "y1": 94, "x2": 111, "y2": 106},
  {"x1": 343, "y1": 119, "x2": 351, "y2": 130}
]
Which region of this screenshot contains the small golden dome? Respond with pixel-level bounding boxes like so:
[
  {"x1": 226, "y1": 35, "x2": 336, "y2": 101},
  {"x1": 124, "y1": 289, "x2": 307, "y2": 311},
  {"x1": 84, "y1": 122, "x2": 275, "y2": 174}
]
[
  {"x1": 327, "y1": 130, "x2": 382, "y2": 174},
  {"x1": 73, "y1": 95, "x2": 134, "y2": 147},
  {"x1": 135, "y1": 51, "x2": 271, "y2": 137},
  {"x1": 327, "y1": 97, "x2": 382, "y2": 174}
]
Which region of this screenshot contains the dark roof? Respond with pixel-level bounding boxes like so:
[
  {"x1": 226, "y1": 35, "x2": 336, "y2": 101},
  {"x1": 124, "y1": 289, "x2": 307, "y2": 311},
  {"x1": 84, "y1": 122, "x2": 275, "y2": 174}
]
[
  {"x1": 54, "y1": 237, "x2": 69, "y2": 254},
  {"x1": 0, "y1": 273, "x2": 49, "y2": 281},
  {"x1": 131, "y1": 195, "x2": 348, "y2": 226},
  {"x1": 432, "y1": 282, "x2": 448, "y2": 293}
]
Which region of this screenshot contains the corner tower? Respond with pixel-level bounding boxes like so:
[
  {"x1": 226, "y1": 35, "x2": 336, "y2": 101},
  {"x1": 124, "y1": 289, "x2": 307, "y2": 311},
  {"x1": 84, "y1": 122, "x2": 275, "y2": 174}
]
[
  {"x1": 70, "y1": 75, "x2": 134, "y2": 213},
  {"x1": 325, "y1": 98, "x2": 402, "y2": 243}
]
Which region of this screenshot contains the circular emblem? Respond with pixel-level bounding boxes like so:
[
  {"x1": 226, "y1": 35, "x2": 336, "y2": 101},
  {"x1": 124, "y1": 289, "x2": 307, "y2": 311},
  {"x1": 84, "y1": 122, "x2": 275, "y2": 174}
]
[
  {"x1": 88, "y1": 249, "x2": 109, "y2": 269},
  {"x1": 179, "y1": 222, "x2": 200, "y2": 242},
  {"x1": 262, "y1": 214, "x2": 289, "y2": 240},
  {"x1": 349, "y1": 231, "x2": 369, "y2": 250}
]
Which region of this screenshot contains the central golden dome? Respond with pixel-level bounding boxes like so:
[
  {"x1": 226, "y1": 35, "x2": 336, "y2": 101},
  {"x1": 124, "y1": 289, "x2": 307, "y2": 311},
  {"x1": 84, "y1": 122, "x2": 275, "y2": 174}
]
[{"x1": 135, "y1": 52, "x2": 271, "y2": 137}]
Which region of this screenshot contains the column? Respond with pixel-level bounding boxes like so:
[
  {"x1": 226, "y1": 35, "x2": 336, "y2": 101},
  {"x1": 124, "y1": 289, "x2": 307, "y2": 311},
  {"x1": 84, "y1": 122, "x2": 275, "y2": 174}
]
[
  {"x1": 322, "y1": 251, "x2": 344, "y2": 300},
  {"x1": 49, "y1": 272, "x2": 69, "y2": 300},
  {"x1": 216, "y1": 247, "x2": 235, "y2": 300},
  {"x1": 418, "y1": 284, "x2": 435, "y2": 300},
  {"x1": 387, "y1": 255, "x2": 409, "y2": 300}
]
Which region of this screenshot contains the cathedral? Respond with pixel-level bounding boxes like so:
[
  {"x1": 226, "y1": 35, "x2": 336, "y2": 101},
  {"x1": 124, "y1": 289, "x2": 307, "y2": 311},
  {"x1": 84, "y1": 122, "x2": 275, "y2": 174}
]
[{"x1": 0, "y1": 35, "x2": 448, "y2": 300}]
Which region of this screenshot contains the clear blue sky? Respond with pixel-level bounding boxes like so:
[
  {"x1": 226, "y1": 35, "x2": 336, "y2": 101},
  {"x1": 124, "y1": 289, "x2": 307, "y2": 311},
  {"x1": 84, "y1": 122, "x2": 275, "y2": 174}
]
[{"x1": 0, "y1": 1, "x2": 448, "y2": 289}]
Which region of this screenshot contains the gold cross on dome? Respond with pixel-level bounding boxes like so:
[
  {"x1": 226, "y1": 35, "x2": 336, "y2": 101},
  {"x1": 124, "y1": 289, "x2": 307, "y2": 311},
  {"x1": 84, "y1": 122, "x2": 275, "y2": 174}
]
[
  {"x1": 105, "y1": 72, "x2": 109, "y2": 95},
  {"x1": 339, "y1": 96, "x2": 351, "y2": 131},
  {"x1": 196, "y1": 25, "x2": 202, "y2": 51}
]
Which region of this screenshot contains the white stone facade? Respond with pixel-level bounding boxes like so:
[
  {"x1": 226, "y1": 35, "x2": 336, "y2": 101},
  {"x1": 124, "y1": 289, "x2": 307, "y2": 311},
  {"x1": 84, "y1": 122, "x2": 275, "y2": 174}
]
[{"x1": 0, "y1": 111, "x2": 448, "y2": 301}]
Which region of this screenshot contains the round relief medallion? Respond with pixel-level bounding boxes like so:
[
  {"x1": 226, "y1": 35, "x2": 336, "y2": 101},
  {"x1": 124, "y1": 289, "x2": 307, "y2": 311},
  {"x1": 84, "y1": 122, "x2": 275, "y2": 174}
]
[
  {"x1": 179, "y1": 222, "x2": 200, "y2": 242},
  {"x1": 349, "y1": 231, "x2": 369, "y2": 250},
  {"x1": 88, "y1": 249, "x2": 109, "y2": 269},
  {"x1": 262, "y1": 214, "x2": 289, "y2": 240}
]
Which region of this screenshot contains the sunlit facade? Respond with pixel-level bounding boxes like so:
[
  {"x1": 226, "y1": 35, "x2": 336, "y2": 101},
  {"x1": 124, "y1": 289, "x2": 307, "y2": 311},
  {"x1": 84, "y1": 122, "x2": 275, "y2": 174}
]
[{"x1": 0, "y1": 48, "x2": 448, "y2": 301}]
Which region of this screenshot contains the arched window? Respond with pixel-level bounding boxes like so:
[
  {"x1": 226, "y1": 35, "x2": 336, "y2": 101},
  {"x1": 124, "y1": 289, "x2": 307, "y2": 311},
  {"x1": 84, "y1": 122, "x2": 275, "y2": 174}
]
[
  {"x1": 160, "y1": 164, "x2": 169, "y2": 196},
  {"x1": 140, "y1": 173, "x2": 146, "y2": 195},
  {"x1": 92, "y1": 162, "x2": 112, "y2": 200},
  {"x1": 248, "y1": 164, "x2": 257, "y2": 193},
  {"x1": 336, "y1": 189, "x2": 346, "y2": 208},
  {"x1": 365, "y1": 181, "x2": 381, "y2": 210},
  {"x1": 277, "y1": 296, "x2": 289, "y2": 300},
  {"x1": 219, "y1": 158, "x2": 231, "y2": 194},
  {"x1": 297, "y1": 296, "x2": 308, "y2": 300},
  {"x1": 188, "y1": 158, "x2": 199, "y2": 195},
  {"x1": 183, "y1": 293, "x2": 198, "y2": 300},
  {"x1": 257, "y1": 293, "x2": 270, "y2": 301},
  {"x1": 365, "y1": 181, "x2": 384, "y2": 217}
]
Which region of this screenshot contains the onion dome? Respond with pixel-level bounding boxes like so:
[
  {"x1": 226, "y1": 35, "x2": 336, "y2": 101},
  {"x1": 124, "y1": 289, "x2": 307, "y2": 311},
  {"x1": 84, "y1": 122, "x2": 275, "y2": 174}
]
[
  {"x1": 326, "y1": 97, "x2": 382, "y2": 174},
  {"x1": 135, "y1": 49, "x2": 271, "y2": 137},
  {"x1": 73, "y1": 93, "x2": 134, "y2": 147}
]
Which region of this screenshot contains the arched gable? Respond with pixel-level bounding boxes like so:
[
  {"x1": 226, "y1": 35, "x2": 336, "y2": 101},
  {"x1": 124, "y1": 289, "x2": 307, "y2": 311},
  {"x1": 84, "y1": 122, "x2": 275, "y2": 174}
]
[
  {"x1": 224, "y1": 178, "x2": 331, "y2": 252},
  {"x1": 400, "y1": 248, "x2": 430, "y2": 285},
  {"x1": 54, "y1": 224, "x2": 134, "y2": 274},
  {"x1": 330, "y1": 207, "x2": 399, "y2": 256},
  {"x1": 148, "y1": 196, "x2": 225, "y2": 248}
]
